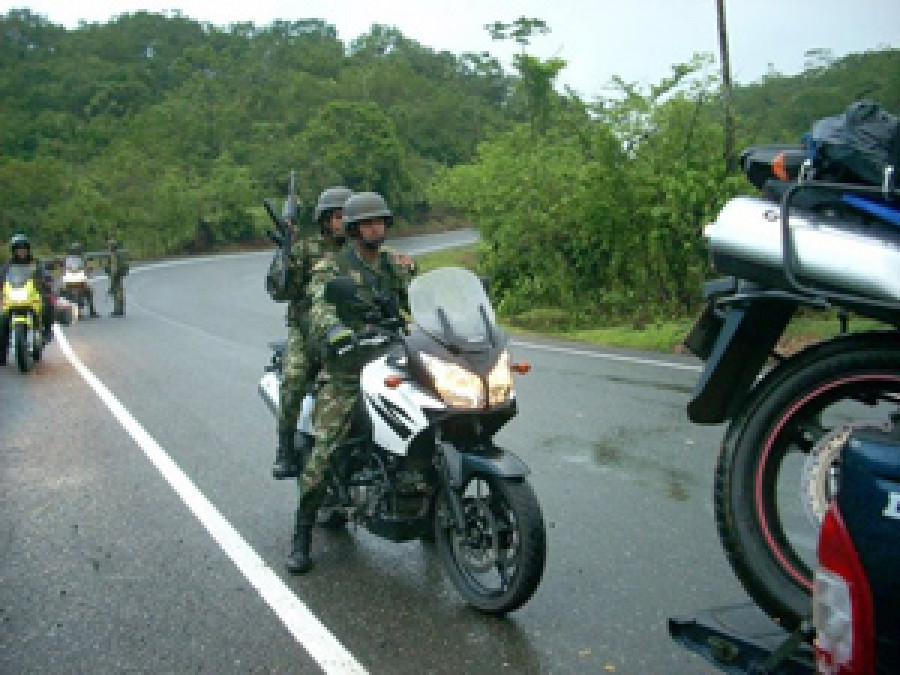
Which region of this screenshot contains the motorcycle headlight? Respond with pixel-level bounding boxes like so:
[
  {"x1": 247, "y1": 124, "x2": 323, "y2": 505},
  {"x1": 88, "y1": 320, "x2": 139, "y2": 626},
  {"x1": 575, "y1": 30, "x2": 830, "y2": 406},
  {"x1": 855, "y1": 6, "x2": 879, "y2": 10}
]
[
  {"x1": 420, "y1": 353, "x2": 485, "y2": 409},
  {"x1": 7, "y1": 287, "x2": 28, "y2": 304},
  {"x1": 487, "y1": 350, "x2": 513, "y2": 406}
]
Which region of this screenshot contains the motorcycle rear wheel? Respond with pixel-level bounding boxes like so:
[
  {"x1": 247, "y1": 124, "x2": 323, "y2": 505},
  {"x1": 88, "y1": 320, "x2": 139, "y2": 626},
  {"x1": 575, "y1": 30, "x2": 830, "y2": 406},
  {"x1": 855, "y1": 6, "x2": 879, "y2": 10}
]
[
  {"x1": 716, "y1": 336, "x2": 900, "y2": 628},
  {"x1": 14, "y1": 323, "x2": 33, "y2": 373},
  {"x1": 435, "y1": 474, "x2": 546, "y2": 615}
]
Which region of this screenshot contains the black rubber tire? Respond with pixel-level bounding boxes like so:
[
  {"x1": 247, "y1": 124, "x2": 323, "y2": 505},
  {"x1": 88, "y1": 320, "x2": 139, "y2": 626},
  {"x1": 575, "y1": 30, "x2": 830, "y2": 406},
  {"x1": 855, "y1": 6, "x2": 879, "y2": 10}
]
[
  {"x1": 14, "y1": 323, "x2": 32, "y2": 373},
  {"x1": 435, "y1": 475, "x2": 546, "y2": 615},
  {"x1": 715, "y1": 334, "x2": 900, "y2": 628}
]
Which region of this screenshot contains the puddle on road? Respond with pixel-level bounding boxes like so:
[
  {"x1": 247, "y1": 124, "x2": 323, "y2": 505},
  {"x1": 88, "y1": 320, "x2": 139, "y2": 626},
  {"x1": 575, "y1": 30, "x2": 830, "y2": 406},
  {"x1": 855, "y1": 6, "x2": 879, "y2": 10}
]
[{"x1": 546, "y1": 429, "x2": 697, "y2": 502}]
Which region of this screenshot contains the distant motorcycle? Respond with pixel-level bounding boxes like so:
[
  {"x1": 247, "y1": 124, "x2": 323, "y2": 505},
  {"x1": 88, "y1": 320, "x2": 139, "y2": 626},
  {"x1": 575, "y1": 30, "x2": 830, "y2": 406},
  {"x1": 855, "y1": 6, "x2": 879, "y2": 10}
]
[
  {"x1": 2, "y1": 263, "x2": 45, "y2": 372},
  {"x1": 259, "y1": 266, "x2": 547, "y2": 615},
  {"x1": 685, "y1": 154, "x2": 900, "y2": 628},
  {"x1": 59, "y1": 254, "x2": 95, "y2": 319}
]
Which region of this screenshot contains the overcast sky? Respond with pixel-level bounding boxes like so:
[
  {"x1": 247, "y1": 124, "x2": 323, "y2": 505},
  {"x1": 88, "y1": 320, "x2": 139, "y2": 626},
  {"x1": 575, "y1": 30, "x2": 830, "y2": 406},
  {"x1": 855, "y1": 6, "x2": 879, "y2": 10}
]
[{"x1": 4, "y1": 1, "x2": 898, "y2": 99}]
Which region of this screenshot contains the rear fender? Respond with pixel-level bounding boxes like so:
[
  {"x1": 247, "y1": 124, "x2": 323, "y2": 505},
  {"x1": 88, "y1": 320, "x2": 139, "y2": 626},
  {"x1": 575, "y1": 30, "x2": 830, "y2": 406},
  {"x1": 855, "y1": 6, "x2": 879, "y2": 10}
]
[{"x1": 687, "y1": 297, "x2": 796, "y2": 424}]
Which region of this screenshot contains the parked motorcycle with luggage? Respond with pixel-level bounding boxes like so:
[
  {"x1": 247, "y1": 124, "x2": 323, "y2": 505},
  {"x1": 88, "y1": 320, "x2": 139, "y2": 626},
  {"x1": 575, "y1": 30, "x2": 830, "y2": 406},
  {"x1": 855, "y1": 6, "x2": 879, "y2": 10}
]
[
  {"x1": 258, "y1": 266, "x2": 547, "y2": 614},
  {"x1": 684, "y1": 101, "x2": 900, "y2": 630},
  {"x1": 1, "y1": 263, "x2": 46, "y2": 372}
]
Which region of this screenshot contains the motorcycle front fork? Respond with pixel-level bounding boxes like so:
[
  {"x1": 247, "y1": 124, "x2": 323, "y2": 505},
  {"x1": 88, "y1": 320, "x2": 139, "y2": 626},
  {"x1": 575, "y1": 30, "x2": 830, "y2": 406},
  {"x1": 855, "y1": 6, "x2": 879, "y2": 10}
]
[{"x1": 435, "y1": 440, "x2": 467, "y2": 533}]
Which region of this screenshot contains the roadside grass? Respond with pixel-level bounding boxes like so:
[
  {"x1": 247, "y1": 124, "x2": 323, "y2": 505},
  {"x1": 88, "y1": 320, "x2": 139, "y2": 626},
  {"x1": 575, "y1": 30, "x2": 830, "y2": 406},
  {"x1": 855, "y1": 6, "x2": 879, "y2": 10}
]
[
  {"x1": 413, "y1": 245, "x2": 481, "y2": 274},
  {"x1": 413, "y1": 244, "x2": 891, "y2": 353}
]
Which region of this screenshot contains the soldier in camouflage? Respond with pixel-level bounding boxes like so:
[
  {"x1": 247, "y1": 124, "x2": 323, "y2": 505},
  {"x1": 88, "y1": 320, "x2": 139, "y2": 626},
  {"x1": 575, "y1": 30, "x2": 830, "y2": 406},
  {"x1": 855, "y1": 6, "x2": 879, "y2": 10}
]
[
  {"x1": 285, "y1": 191, "x2": 416, "y2": 574},
  {"x1": 266, "y1": 186, "x2": 353, "y2": 479},
  {"x1": 104, "y1": 238, "x2": 128, "y2": 317}
]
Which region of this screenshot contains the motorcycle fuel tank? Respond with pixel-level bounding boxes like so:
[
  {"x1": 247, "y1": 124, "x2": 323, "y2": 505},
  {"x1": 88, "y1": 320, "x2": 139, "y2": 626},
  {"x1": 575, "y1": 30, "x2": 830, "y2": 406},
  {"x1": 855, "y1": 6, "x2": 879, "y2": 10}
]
[{"x1": 705, "y1": 196, "x2": 900, "y2": 303}]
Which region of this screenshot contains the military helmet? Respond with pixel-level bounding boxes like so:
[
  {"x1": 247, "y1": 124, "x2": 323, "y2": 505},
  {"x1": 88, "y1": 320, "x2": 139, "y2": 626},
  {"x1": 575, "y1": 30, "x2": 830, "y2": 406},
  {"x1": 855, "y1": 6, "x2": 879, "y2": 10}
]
[
  {"x1": 313, "y1": 186, "x2": 353, "y2": 223},
  {"x1": 10, "y1": 233, "x2": 30, "y2": 253},
  {"x1": 107, "y1": 237, "x2": 118, "y2": 249},
  {"x1": 342, "y1": 191, "x2": 393, "y2": 235},
  {"x1": 69, "y1": 241, "x2": 82, "y2": 253}
]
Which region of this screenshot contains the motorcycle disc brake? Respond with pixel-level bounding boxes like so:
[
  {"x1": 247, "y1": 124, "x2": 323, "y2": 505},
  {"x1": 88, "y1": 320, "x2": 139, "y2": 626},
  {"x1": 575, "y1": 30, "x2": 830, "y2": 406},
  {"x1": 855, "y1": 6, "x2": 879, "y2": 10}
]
[
  {"x1": 801, "y1": 421, "x2": 888, "y2": 525},
  {"x1": 452, "y1": 498, "x2": 501, "y2": 574}
]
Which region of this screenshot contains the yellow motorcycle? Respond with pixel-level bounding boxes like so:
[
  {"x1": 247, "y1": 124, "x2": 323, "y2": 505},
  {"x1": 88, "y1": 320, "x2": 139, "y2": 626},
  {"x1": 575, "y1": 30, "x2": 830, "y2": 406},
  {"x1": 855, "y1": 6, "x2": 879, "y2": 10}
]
[{"x1": 2, "y1": 263, "x2": 44, "y2": 372}]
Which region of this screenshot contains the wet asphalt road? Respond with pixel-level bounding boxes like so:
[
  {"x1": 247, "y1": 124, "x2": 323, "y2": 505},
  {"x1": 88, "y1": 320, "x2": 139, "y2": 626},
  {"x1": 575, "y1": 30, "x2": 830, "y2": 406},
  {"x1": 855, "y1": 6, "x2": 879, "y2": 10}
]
[{"x1": 2, "y1": 230, "x2": 752, "y2": 674}]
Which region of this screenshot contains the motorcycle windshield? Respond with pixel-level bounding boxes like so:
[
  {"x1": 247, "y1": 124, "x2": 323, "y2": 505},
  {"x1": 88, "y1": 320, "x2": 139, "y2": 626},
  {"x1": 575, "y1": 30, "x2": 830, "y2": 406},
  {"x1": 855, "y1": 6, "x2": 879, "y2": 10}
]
[
  {"x1": 408, "y1": 267, "x2": 498, "y2": 349},
  {"x1": 4, "y1": 263, "x2": 32, "y2": 288},
  {"x1": 65, "y1": 255, "x2": 85, "y2": 272}
]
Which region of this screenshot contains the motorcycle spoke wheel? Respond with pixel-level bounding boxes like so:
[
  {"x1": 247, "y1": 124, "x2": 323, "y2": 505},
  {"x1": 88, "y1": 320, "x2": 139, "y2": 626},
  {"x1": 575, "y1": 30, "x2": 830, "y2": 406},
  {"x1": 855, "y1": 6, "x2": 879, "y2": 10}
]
[
  {"x1": 716, "y1": 338, "x2": 900, "y2": 628},
  {"x1": 435, "y1": 474, "x2": 545, "y2": 615}
]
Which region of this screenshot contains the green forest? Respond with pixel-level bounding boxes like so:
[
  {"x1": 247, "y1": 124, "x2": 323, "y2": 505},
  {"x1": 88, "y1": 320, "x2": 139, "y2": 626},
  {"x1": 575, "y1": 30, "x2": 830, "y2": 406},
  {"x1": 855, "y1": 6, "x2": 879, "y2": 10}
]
[{"x1": 1, "y1": 9, "x2": 898, "y2": 324}]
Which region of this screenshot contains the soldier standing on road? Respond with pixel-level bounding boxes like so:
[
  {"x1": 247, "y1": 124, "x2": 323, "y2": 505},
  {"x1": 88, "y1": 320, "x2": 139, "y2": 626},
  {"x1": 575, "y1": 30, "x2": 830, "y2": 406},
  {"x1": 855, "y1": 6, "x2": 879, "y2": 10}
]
[
  {"x1": 285, "y1": 191, "x2": 416, "y2": 574},
  {"x1": 267, "y1": 186, "x2": 353, "y2": 480},
  {"x1": 104, "y1": 238, "x2": 128, "y2": 317}
]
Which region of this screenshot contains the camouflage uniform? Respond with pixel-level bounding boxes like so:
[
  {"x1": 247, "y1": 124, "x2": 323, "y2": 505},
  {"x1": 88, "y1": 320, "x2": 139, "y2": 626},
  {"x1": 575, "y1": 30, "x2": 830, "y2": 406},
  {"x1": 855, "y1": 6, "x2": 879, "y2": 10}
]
[
  {"x1": 268, "y1": 232, "x2": 342, "y2": 437},
  {"x1": 298, "y1": 244, "x2": 414, "y2": 511},
  {"x1": 104, "y1": 243, "x2": 128, "y2": 316}
]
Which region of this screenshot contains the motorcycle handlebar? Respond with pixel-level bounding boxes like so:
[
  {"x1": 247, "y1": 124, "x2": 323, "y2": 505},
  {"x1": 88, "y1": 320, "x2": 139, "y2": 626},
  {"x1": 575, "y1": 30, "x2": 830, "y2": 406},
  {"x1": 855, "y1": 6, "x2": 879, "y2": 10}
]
[{"x1": 357, "y1": 320, "x2": 404, "y2": 344}]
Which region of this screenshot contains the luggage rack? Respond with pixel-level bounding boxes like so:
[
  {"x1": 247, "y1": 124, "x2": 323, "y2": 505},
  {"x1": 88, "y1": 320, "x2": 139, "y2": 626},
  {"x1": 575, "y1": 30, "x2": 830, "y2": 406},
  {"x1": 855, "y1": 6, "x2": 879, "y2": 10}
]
[{"x1": 779, "y1": 164, "x2": 900, "y2": 316}]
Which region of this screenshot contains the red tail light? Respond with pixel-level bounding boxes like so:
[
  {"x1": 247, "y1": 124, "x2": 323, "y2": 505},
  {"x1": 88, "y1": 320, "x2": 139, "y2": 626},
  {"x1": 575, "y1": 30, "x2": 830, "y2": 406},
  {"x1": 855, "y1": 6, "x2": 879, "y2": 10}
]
[{"x1": 813, "y1": 505, "x2": 875, "y2": 675}]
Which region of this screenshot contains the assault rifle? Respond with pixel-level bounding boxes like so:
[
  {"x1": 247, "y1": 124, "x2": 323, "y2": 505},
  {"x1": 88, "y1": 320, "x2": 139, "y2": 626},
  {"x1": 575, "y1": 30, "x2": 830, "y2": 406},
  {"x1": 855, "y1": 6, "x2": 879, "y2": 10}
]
[{"x1": 264, "y1": 170, "x2": 298, "y2": 294}]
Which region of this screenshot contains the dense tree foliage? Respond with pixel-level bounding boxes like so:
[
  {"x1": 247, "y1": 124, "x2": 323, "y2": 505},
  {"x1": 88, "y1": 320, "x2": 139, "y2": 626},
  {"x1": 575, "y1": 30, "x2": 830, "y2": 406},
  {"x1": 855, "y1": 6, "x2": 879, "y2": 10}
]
[
  {"x1": 0, "y1": 9, "x2": 896, "y2": 326},
  {"x1": 0, "y1": 10, "x2": 513, "y2": 256},
  {"x1": 430, "y1": 48, "x2": 899, "y2": 325}
]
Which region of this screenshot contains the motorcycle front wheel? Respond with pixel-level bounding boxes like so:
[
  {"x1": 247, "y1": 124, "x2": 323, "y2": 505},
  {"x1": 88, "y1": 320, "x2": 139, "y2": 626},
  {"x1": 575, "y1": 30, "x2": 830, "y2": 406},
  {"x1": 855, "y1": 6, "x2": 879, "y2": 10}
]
[
  {"x1": 435, "y1": 474, "x2": 546, "y2": 615},
  {"x1": 14, "y1": 323, "x2": 34, "y2": 373},
  {"x1": 716, "y1": 335, "x2": 900, "y2": 628}
]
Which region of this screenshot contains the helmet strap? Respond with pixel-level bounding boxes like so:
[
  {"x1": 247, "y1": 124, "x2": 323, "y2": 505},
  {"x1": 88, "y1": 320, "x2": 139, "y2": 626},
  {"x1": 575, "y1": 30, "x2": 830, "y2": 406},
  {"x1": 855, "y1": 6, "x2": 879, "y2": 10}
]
[{"x1": 361, "y1": 236, "x2": 384, "y2": 251}]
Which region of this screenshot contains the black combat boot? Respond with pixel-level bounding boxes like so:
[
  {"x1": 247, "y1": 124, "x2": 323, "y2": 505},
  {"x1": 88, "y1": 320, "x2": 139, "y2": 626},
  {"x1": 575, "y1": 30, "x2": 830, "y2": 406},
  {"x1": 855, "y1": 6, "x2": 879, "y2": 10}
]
[
  {"x1": 272, "y1": 430, "x2": 298, "y2": 479},
  {"x1": 285, "y1": 509, "x2": 315, "y2": 574}
]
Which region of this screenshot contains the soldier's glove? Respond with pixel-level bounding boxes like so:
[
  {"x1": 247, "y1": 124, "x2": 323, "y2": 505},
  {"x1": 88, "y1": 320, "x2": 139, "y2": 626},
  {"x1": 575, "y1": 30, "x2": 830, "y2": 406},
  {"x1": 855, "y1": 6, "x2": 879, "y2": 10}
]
[{"x1": 325, "y1": 325, "x2": 357, "y2": 358}]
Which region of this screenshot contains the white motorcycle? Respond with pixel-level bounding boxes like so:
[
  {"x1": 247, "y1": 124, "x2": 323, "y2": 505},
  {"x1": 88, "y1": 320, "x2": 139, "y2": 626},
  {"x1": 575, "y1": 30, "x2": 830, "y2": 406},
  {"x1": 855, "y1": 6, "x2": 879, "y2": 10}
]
[
  {"x1": 259, "y1": 266, "x2": 547, "y2": 615},
  {"x1": 59, "y1": 254, "x2": 96, "y2": 319}
]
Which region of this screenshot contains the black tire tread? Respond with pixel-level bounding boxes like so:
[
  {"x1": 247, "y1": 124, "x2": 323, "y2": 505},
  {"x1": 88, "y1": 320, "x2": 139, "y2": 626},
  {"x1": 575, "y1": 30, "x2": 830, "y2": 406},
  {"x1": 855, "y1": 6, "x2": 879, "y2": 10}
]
[
  {"x1": 436, "y1": 476, "x2": 546, "y2": 616},
  {"x1": 714, "y1": 334, "x2": 900, "y2": 629},
  {"x1": 14, "y1": 323, "x2": 31, "y2": 373}
]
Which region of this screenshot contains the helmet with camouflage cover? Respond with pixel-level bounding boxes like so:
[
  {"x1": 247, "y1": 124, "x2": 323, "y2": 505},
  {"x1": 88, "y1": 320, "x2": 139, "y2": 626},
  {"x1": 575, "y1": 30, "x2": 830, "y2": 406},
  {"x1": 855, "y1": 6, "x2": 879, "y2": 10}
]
[
  {"x1": 313, "y1": 186, "x2": 353, "y2": 224},
  {"x1": 342, "y1": 191, "x2": 393, "y2": 237}
]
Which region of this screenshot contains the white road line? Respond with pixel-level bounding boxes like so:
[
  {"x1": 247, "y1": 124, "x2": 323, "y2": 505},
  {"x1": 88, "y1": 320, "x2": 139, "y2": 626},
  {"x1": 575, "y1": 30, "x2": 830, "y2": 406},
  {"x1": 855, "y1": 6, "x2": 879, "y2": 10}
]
[
  {"x1": 510, "y1": 339, "x2": 703, "y2": 372},
  {"x1": 54, "y1": 326, "x2": 367, "y2": 675}
]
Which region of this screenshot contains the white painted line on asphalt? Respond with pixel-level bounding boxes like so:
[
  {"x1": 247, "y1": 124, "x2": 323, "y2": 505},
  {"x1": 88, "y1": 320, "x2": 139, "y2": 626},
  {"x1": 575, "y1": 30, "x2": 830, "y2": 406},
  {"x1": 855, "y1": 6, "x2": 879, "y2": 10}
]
[
  {"x1": 510, "y1": 339, "x2": 703, "y2": 372},
  {"x1": 54, "y1": 326, "x2": 368, "y2": 675}
]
